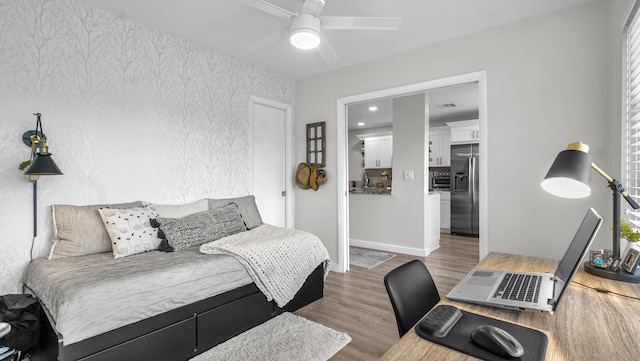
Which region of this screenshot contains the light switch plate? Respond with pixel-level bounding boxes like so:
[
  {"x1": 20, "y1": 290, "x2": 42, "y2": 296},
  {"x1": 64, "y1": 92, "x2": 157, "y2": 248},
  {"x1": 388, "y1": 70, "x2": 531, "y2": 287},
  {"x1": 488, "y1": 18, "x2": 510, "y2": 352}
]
[{"x1": 403, "y1": 170, "x2": 414, "y2": 180}]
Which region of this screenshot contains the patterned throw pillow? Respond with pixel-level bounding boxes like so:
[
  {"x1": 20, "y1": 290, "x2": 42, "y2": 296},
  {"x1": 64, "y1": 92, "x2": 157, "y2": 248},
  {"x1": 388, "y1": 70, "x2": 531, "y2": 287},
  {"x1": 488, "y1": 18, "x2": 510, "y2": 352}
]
[
  {"x1": 208, "y1": 195, "x2": 263, "y2": 229},
  {"x1": 156, "y1": 203, "x2": 247, "y2": 252},
  {"x1": 98, "y1": 206, "x2": 162, "y2": 259}
]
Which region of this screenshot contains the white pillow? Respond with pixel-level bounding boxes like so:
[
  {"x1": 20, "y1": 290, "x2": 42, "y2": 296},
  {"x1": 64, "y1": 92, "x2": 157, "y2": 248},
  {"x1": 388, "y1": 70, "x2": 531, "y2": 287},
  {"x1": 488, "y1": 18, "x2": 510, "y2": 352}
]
[
  {"x1": 150, "y1": 199, "x2": 209, "y2": 218},
  {"x1": 98, "y1": 206, "x2": 162, "y2": 259}
]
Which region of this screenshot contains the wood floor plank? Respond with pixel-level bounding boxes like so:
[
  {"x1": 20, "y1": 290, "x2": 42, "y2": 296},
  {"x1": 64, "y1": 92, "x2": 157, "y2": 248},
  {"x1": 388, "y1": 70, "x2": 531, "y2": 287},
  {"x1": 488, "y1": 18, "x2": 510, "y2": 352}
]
[{"x1": 295, "y1": 233, "x2": 479, "y2": 361}]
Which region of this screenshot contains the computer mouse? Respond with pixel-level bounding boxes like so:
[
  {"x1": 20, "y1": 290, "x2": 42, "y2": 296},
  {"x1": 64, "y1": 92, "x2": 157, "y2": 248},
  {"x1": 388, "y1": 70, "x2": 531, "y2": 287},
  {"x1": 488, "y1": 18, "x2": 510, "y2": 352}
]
[{"x1": 470, "y1": 324, "x2": 524, "y2": 358}]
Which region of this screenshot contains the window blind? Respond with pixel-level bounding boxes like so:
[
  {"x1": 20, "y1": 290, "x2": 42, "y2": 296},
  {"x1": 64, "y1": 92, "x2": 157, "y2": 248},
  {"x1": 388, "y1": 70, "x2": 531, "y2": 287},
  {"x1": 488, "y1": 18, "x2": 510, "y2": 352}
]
[{"x1": 625, "y1": 1, "x2": 640, "y2": 227}]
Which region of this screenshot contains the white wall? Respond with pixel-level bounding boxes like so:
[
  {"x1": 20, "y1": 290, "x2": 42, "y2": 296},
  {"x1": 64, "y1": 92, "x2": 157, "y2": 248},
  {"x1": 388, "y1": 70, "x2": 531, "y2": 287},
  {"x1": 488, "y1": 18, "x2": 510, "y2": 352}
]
[
  {"x1": 0, "y1": 0, "x2": 294, "y2": 293},
  {"x1": 295, "y1": 0, "x2": 625, "y2": 267}
]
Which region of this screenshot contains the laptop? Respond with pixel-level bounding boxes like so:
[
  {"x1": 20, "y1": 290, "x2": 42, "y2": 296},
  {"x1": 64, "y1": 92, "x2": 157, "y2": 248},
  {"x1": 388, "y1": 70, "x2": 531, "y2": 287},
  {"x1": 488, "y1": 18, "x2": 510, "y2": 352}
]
[{"x1": 447, "y1": 208, "x2": 603, "y2": 313}]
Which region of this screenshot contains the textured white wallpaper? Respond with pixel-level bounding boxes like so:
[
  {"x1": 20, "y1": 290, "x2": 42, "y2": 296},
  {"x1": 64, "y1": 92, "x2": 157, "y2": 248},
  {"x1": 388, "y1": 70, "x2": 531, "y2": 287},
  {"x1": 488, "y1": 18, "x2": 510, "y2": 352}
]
[{"x1": 0, "y1": 0, "x2": 294, "y2": 293}]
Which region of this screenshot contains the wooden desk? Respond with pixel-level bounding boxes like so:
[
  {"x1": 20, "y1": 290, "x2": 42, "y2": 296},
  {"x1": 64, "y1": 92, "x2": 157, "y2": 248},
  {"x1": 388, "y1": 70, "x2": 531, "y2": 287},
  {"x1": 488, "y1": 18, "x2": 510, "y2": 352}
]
[{"x1": 379, "y1": 252, "x2": 640, "y2": 361}]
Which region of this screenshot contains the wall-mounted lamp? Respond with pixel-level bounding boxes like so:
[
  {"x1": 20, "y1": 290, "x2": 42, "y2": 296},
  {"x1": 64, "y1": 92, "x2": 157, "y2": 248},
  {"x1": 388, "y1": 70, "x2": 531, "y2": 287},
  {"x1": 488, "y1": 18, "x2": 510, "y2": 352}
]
[
  {"x1": 22, "y1": 113, "x2": 63, "y2": 260},
  {"x1": 542, "y1": 141, "x2": 640, "y2": 282}
]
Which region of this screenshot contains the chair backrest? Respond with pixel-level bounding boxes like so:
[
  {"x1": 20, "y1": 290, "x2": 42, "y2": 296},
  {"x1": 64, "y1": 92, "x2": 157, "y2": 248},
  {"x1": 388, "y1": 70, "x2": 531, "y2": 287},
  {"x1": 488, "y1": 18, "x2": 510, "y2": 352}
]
[{"x1": 384, "y1": 260, "x2": 441, "y2": 337}]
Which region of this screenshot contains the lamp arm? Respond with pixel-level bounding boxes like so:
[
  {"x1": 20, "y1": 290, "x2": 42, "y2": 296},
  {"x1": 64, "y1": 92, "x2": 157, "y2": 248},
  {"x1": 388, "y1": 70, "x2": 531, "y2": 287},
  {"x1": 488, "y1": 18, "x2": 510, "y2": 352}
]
[
  {"x1": 590, "y1": 162, "x2": 613, "y2": 183},
  {"x1": 591, "y1": 162, "x2": 640, "y2": 210}
]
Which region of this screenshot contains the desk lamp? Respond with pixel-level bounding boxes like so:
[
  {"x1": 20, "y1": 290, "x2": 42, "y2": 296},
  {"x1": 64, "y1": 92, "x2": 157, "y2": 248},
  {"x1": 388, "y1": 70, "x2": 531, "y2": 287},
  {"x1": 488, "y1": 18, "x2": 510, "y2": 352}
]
[
  {"x1": 22, "y1": 113, "x2": 63, "y2": 260},
  {"x1": 541, "y1": 141, "x2": 640, "y2": 282}
]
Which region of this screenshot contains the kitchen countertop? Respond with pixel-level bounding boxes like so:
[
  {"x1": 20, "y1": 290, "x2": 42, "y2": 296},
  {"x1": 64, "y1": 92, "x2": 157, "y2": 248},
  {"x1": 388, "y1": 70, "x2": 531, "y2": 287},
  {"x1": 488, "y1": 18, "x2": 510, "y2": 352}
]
[{"x1": 349, "y1": 187, "x2": 391, "y2": 195}]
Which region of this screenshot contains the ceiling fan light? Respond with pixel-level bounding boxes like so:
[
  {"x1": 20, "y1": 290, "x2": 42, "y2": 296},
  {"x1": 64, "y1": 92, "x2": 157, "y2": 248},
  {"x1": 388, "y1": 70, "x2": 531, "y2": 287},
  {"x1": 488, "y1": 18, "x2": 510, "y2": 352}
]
[
  {"x1": 290, "y1": 28, "x2": 320, "y2": 49},
  {"x1": 289, "y1": 13, "x2": 321, "y2": 50}
]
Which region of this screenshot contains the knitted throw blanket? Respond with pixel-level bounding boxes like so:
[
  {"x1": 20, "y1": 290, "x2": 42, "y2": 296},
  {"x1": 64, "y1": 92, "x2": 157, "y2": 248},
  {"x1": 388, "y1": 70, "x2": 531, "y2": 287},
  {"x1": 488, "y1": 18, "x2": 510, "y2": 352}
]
[{"x1": 199, "y1": 224, "x2": 331, "y2": 307}]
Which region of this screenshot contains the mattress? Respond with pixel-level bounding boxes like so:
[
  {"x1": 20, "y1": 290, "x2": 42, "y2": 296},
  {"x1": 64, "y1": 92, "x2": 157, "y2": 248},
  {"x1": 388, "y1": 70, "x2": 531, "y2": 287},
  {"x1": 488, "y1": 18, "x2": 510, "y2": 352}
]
[{"x1": 24, "y1": 246, "x2": 253, "y2": 345}]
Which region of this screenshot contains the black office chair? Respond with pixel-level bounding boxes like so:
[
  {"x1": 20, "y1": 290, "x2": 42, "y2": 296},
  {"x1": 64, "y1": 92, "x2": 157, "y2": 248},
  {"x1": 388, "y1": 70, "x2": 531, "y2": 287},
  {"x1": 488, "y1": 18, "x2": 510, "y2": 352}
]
[{"x1": 384, "y1": 260, "x2": 441, "y2": 337}]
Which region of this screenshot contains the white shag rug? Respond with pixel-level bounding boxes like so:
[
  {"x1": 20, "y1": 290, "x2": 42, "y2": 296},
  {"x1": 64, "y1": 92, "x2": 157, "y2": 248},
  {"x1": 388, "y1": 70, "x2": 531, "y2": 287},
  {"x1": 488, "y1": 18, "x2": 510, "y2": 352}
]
[
  {"x1": 190, "y1": 313, "x2": 351, "y2": 361},
  {"x1": 349, "y1": 247, "x2": 395, "y2": 269}
]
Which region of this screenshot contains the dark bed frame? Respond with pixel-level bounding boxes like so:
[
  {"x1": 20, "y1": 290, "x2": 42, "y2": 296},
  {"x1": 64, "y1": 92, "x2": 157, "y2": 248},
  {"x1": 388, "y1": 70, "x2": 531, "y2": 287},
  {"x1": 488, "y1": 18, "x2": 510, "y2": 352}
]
[{"x1": 28, "y1": 264, "x2": 324, "y2": 361}]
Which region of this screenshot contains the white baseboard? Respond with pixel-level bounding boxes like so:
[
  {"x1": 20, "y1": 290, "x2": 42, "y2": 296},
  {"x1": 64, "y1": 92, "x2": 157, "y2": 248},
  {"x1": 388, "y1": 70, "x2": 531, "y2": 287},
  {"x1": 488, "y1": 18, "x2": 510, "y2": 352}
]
[
  {"x1": 349, "y1": 239, "x2": 439, "y2": 257},
  {"x1": 329, "y1": 262, "x2": 342, "y2": 273},
  {"x1": 328, "y1": 240, "x2": 442, "y2": 273}
]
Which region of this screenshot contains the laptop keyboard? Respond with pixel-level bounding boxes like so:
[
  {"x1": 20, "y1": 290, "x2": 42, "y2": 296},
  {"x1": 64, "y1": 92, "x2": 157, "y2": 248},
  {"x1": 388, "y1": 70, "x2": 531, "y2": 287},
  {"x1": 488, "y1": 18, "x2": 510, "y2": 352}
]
[{"x1": 492, "y1": 273, "x2": 542, "y2": 303}]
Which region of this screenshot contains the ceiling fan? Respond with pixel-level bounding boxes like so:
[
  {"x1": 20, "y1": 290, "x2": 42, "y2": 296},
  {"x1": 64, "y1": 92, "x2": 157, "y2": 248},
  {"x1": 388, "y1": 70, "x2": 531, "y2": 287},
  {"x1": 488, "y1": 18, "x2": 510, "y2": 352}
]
[{"x1": 239, "y1": 0, "x2": 402, "y2": 62}]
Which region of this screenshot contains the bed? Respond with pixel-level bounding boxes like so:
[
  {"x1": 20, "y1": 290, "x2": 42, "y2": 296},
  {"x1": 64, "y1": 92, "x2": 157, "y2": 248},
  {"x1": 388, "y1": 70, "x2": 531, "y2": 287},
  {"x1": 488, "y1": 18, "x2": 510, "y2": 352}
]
[{"x1": 23, "y1": 196, "x2": 330, "y2": 361}]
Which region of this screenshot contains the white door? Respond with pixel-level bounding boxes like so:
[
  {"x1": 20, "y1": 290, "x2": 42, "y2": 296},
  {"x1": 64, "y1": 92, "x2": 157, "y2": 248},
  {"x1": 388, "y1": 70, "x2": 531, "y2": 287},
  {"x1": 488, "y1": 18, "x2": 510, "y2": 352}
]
[
  {"x1": 429, "y1": 131, "x2": 441, "y2": 166},
  {"x1": 378, "y1": 136, "x2": 393, "y2": 168},
  {"x1": 251, "y1": 98, "x2": 293, "y2": 228},
  {"x1": 363, "y1": 138, "x2": 379, "y2": 169}
]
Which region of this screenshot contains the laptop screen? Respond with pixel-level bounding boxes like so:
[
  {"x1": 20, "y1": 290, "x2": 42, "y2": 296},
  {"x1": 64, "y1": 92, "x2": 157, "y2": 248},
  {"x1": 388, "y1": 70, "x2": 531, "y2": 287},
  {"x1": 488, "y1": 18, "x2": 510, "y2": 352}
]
[{"x1": 552, "y1": 208, "x2": 603, "y2": 307}]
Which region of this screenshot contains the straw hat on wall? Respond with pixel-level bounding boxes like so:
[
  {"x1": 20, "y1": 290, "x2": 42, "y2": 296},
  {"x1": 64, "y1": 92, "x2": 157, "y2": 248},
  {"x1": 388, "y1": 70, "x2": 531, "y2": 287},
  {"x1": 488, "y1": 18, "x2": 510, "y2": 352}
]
[
  {"x1": 296, "y1": 163, "x2": 326, "y2": 191},
  {"x1": 296, "y1": 163, "x2": 312, "y2": 189}
]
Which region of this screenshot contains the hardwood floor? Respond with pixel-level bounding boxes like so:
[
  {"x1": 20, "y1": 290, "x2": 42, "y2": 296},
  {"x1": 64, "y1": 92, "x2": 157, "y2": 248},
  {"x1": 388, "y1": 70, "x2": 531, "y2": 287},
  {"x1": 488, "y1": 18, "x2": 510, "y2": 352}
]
[{"x1": 294, "y1": 233, "x2": 479, "y2": 361}]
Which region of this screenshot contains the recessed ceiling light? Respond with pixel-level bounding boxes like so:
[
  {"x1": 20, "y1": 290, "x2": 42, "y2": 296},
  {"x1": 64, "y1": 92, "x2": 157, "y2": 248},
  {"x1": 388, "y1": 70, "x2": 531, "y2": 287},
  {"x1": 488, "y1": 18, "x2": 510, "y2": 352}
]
[
  {"x1": 357, "y1": 122, "x2": 365, "y2": 126},
  {"x1": 369, "y1": 106, "x2": 378, "y2": 111}
]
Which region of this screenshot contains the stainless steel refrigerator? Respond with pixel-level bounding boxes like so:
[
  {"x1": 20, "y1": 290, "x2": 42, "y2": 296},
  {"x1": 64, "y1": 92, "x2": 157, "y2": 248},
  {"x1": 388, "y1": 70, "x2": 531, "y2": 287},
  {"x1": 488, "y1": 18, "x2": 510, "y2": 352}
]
[{"x1": 450, "y1": 143, "x2": 479, "y2": 236}]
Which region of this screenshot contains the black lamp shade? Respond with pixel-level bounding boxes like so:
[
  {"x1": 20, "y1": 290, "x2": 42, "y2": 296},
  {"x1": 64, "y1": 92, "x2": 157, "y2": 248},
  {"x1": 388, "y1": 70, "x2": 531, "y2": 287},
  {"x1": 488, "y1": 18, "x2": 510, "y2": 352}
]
[
  {"x1": 24, "y1": 153, "x2": 63, "y2": 176},
  {"x1": 541, "y1": 149, "x2": 591, "y2": 199}
]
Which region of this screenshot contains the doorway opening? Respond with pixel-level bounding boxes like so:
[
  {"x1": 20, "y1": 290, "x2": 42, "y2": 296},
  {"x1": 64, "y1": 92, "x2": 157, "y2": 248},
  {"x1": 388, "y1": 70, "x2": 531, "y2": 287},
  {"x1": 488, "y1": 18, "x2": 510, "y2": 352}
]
[{"x1": 336, "y1": 71, "x2": 488, "y2": 272}]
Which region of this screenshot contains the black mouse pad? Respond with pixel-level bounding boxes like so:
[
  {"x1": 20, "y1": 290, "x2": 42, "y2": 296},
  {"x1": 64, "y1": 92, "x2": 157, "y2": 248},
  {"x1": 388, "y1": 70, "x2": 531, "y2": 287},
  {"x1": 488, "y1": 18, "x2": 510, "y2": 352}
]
[{"x1": 415, "y1": 305, "x2": 547, "y2": 361}]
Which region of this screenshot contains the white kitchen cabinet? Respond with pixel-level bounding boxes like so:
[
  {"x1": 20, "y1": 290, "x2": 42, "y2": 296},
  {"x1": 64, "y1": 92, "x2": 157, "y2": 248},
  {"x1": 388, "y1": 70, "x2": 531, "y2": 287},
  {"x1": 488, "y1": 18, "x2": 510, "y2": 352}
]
[
  {"x1": 440, "y1": 191, "x2": 451, "y2": 232},
  {"x1": 427, "y1": 192, "x2": 441, "y2": 251},
  {"x1": 364, "y1": 135, "x2": 393, "y2": 169},
  {"x1": 447, "y1": 119, "x2": 480, "y2": 144},
  {"x1": 429, "y1": 126, "x2": 451, "y2": 166}
]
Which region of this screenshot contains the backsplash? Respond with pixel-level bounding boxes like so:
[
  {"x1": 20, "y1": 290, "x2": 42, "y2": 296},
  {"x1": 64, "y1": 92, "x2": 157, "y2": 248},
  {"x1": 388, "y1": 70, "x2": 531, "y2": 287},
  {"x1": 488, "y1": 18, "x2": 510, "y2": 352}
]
[
  {"x1": 353, "y1": 169, "x2": 392, "y2": 189},
  {"x1": 0, "y1": 0, "x2": 294, "y2": 293}
]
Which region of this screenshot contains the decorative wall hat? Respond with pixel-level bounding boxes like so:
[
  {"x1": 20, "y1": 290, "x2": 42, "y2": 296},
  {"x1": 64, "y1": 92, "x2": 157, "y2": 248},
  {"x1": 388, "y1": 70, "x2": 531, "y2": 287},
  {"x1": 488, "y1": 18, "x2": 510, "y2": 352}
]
[
  {"x1": 295, "y1": 163, "x2": 312, "y2": 189},
  {"x1": 309, "y1": 165, "x2": 318, "y2": 191},
  {"x1": 296, "y1": 163, "x2": 325, "y2": 191},
  {"x1": 316, "y1": 168, "x2": 327, "y2": 185}
]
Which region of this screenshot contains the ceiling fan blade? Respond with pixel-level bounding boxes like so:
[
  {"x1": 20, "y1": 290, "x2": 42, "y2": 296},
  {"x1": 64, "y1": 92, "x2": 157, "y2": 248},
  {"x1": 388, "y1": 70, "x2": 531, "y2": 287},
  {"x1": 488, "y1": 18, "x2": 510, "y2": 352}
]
[
  {"x1": 317, "y1": 32, "x2": 340, "y2": 63},
  {"x1": 321, "y1": 16, "x2": 402, "y2": 30},
  {"x1": 247, "y1": 27, "x2": 289, "y2": 51},
  {"x1": 238, "y1": 0, "x2": 296, "y2": 19},
  {"x1": 301, "y1": 0, "x2": 326, "y2": 17}
]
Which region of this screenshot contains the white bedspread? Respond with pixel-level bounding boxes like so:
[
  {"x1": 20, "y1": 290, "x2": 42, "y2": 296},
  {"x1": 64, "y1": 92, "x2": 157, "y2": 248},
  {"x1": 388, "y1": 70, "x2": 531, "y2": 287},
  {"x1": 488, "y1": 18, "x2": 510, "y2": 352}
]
[{"x1": 199, "y1": 224, "x2": 331, "y2": 307}]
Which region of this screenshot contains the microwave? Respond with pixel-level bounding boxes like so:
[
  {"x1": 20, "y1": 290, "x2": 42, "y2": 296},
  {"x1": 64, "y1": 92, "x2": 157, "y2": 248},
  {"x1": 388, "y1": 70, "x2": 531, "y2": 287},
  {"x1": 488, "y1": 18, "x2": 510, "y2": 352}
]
[{"x1": 431, "y1": 171, "x2": 451, "y2": 189}]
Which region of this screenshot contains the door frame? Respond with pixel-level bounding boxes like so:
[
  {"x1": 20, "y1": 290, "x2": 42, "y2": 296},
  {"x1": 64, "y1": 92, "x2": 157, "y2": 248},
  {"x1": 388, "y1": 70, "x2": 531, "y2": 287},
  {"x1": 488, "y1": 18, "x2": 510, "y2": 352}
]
[
  {"x1": 336, "y1": 71, "x2": 488, "y2": 273},
  {"x1": 249, "y1": 96, "x2": 295, "y2": 228}
]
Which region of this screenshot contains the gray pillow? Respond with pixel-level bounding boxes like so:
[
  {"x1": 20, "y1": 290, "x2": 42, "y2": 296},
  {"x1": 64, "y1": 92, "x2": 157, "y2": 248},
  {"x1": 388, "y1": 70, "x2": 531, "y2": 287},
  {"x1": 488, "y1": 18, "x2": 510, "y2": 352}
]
[
  {"x1": 208, "y1": 195, "x2": 263, "y2": 229},
  {"x1": 49, "y1": 201, "x2": 144, "y2": 259},
  {"x1": 157, "y1": 203, "x2": 247, "y2": 252}
]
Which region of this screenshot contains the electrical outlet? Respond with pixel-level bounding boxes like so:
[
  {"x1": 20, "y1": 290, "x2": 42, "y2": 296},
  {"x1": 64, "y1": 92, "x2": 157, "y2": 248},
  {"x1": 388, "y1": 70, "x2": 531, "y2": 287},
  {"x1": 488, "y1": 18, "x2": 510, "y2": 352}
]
[{"x1": 403, "y1": 170, "x2": 414, "y2": 180}]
